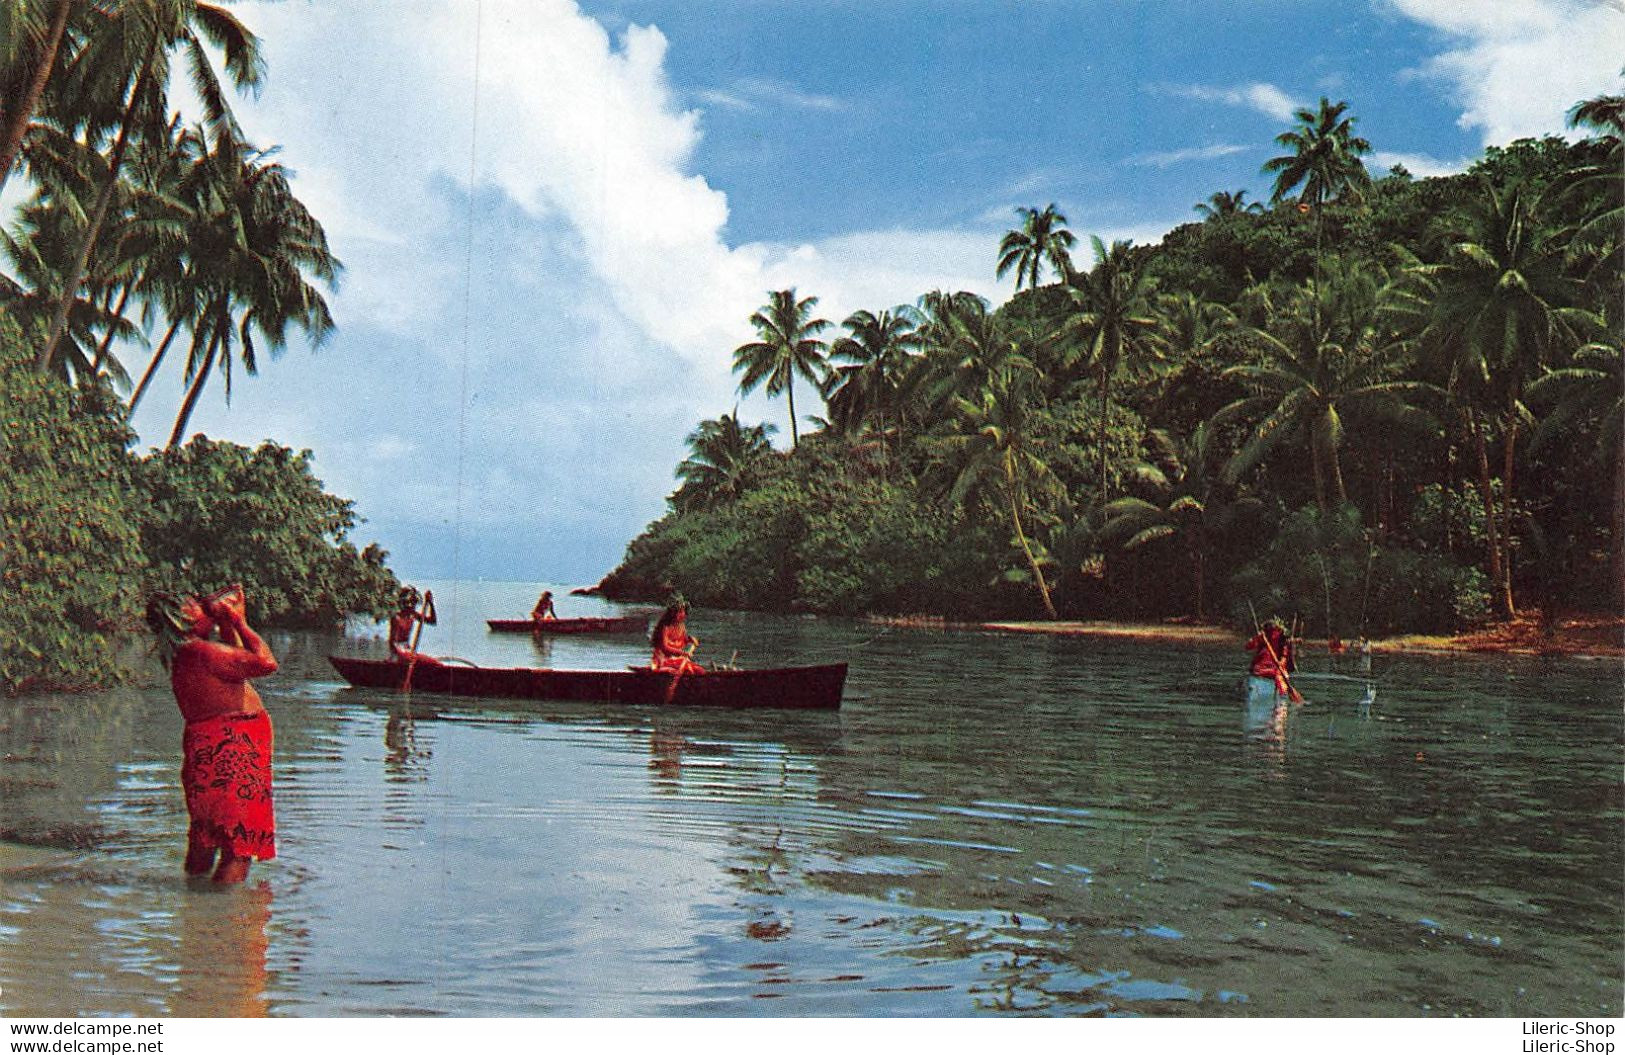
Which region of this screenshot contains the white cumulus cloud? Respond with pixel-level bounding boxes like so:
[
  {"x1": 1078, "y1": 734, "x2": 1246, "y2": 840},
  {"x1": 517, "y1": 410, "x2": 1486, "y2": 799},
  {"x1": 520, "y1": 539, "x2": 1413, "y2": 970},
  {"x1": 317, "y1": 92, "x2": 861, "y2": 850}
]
[
  {"x1": 119, "y1": 0, "x2": 1059, "y2": 578},
  {"x1": 1384, "y1": 0, "x2": 1625, "y2": 145},
  {"x1": 1371, "y1": 150, "x2": 1471, "y2": 178},
  {"x1": 1127, "y1": 143, "x2": 1250, "y2": 168},
  {"x1": 1156, "y1": 82, "x2": 1304, "y2": 122}
]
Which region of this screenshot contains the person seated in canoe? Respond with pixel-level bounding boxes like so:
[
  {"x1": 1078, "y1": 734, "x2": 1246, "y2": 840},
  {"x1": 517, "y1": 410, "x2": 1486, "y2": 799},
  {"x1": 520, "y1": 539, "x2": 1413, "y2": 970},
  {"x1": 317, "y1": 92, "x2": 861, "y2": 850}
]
[
  {"x1": 650, "y1": 598, "x2": 704, "y2": 675},
  {"x1": 388, "y1": 586, "x2": 439, "y2": 663},
  {"x1": 1245, "y1": 616, "x2": 1297, "y2": 698},
  {"x1": 531, "y1": 590, "x2": 558, "y2": 623},
  {"x1": 145, "y1": 584, "x2": 279, "y2": 884}
]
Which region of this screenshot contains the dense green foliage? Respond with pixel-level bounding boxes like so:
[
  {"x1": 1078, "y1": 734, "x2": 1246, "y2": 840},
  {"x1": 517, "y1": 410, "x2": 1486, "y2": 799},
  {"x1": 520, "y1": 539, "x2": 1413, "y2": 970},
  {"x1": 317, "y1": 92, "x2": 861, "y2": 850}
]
[
  {"x1": 2, "y1": 334, "x2": 398, "y2": 697},
  {"x1": 605, "y1": 106, "x2": 1623, "y2": 634},
  {"x1": 0, "y1": 336, "x2": 147, "y2": 693},
  {"x1": 1, "y1": 338, "x2": 400, "y2": 692},
  {"x1": 1, "y1": 0, "x2": 336, "y2": 440},
  {"x1": 602, "y1": 439, "x2": 1025, "y2": 618},
  {"x1": 1, "y1": 4, "x2": 384, "y2": 694},
  {"x1": 136, "y1": 436, "x2": 399, "y2": 629},
  {"x1": 0, "y1": 356, "x2": 401, "y2": 692}
]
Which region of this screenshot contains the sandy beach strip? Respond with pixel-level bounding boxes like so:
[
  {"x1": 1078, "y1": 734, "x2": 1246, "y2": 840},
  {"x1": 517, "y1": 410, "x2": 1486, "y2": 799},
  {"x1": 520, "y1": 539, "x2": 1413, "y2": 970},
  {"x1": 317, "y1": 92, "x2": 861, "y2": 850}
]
[{"x1": 959, "y1": 615, "x2": 1622, "y2": 660}]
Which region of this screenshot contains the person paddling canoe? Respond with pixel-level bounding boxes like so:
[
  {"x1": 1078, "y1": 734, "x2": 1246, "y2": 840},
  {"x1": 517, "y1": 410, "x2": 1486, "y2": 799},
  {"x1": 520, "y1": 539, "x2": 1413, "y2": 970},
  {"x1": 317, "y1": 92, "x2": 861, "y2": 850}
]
[
  {"x1": 146, "y1": 585, "x2": 279, "y2": 884},
  {"x1": 650, "y1": 598, "x2": 705, "y2": 675},
  {"x1": 1245, "y1": 616, "x2": 1297, "y2": 700},
  {"x1": 389, "y1": 586, "x2": 438, "y2": 663},
  {"x1": 531, "y1": 590, "x2": 558, "y2": 623}
]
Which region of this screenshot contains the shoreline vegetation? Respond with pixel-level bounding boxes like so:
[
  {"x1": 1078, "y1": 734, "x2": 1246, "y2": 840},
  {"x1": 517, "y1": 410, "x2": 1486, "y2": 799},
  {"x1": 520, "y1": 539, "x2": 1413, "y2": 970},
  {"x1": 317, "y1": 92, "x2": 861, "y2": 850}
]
[
  {"x1": 594, "y1": 96, "x2": 1623, "y2": 662},
  {"x1": 2, "y1": 5, "x2": 1620, "y2": 694},
  {"x1": 954, "y1": 612, "x2": 1623, "y2": 659}
]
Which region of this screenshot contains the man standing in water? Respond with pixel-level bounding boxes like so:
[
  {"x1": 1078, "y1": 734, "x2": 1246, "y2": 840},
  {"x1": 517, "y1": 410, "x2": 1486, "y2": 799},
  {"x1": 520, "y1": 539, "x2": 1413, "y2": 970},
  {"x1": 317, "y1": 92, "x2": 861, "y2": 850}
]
[{"x1": 146, "y1": 586, "x2": 279, "y2": 883}]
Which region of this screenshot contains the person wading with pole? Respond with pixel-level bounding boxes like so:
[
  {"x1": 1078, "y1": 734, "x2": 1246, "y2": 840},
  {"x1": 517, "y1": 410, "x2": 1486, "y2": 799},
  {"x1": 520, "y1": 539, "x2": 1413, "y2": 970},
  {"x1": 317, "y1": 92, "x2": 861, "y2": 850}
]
[{"x1": 1245, "y1": 608, "x2": 1302, "y2": 703}]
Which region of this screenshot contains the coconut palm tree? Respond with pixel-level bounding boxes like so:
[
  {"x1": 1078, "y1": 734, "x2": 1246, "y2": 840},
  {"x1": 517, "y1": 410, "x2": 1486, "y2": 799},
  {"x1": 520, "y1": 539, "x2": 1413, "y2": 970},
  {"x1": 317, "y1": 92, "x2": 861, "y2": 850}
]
[
  {"x1": 1101, "y1": 424, "x2": 1261, "y2": 619},
  {"x1": 1145, "y1": 291, "x2": 1240, "y2": 430},
  {"x1": 71, "y1": 114, "x2": 201, "y2": 383},
  {"x1": 1194, "y1": 189, "x2": 1264, "y2": 220},
  {"x1": 909, "y1": 292, "x2": 1037, "y2": 431},
  {"x1": 672, "y1": 412, "x2": 777, "y2": 511},
  {"x1": 119, "y1": 116, "x2": 203, "y2": 410},
  {"x1": 732, "y1": 289, "x2": 829, "y2": 449},
  {"x1": 1053, "y1": 236, "x2": 1162, "y2": 504},
  {"x1": 36, "y1": 0, "x2": 263, "y2": 375},
  {"x1": 888, "y1": 290, "x2": 991, "y2": 437},
  {"x1": 1562, "y1": 90, "x2": 1623, "y2": 308},
  {"x1": 912, "y1": 288, "x2": 988, "y2": 346},
  {"x1": 932, "y1": 366, "x2": 1063, "y2": 618},
  {"x1": 0, "y1": 0, "x2": 78, "y2": 195},
  {"x1": 1263, "y1": 97, "x2": 1373, "y2": 299},
  {"x1": 1216, "y1": 261, "x2": 1437, "y2": 513},
  {"x1": 1405, "y1": 180, "x2": 1606, "y2": 615},
  {"x1": 164, "y1": 133, "x2": 338, "y2": 447},
  {"x1": 1262, "y1": 97, "x2": 1373, "y2": 210},
  {"x1": 1568, "y1": 91, "x2": 1625, "y2": 140},
  {"x1": 823, "y1": 306, "x2": 921, "y2": 452},
  {"x1": 1526, "y1": 341, "x2": 1625, "y2": 604},
  {"x1": 0, "y1": 198, "x2": 136, "y2": 387},
  {"x1": 996, "y1": 203, "x2": 1076, "y2": 290}
]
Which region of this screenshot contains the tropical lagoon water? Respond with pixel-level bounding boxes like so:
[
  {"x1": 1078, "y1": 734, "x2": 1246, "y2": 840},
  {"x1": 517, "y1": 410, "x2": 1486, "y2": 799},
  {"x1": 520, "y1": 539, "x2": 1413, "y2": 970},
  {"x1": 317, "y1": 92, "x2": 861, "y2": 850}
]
[{"x1": 1, "y1": 579, "x2": 1620, "y2": 1017}]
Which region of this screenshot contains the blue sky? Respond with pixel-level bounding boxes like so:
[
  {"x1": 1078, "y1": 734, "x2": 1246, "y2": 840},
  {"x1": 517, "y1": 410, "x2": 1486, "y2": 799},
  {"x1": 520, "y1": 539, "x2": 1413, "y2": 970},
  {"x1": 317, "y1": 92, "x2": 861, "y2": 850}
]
[{"x1": 55, "y1": 0, "x2": 1624, "y2": 584}]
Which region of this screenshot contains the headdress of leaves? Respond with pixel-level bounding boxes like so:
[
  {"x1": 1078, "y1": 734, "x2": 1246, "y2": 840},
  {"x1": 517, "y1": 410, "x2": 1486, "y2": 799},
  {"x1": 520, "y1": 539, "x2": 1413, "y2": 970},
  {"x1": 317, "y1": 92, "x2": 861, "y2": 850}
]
[{"x1": 144, "y1": 592, "x2": 194, "y2": 669}]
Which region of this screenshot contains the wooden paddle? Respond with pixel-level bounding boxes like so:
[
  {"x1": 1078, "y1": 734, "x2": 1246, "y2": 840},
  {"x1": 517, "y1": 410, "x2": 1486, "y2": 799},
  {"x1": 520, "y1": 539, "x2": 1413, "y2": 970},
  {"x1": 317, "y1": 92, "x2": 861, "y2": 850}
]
[
  {"x1": 1248, "y1": 601, "x2": 1304, "y2": 703},
  {"x1": 661, "y1": 662, "x2": 686, "y2": 705},
  {"x1": 400, "y1": 589, "x2": 433, "y2": 692},
  {"x1": 660, "y1": 642, "x2": 701, "y2": 705}
]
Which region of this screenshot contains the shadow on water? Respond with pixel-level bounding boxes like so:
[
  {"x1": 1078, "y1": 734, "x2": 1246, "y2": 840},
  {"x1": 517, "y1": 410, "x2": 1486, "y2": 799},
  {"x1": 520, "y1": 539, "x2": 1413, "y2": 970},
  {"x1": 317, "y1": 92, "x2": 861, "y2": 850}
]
[{"x1": 2, "y1": 593, "x2": 1620, "y2": 1016}]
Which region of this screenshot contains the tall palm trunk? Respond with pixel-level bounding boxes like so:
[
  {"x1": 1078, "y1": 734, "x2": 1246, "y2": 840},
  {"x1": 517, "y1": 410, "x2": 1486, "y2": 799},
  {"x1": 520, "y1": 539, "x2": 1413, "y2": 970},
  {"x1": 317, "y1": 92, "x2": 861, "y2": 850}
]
[
  {"x1": 1189, "y1": 538, "x2": 1207, "y2": 620},
  {"x1": 167, "y1": 306, "x2": 224, "y2": 448},
  {"x1": 1005, "y1": 456, "x2": 1057, "y2": 619},
  {"x1": 1309, "y1": 441, "x2": 1328, "y2": 510},
  {"x1": 785, "y1": 378, "x2": 799, "y2": 448},
  {"x1": 1500, "y1": 418, "x2": 1520, "y2": 616},
  {"x1": 1379, "y1": 453, "x2": 1396, "y2": 538},
  {"x1": 36, "y1": 55, "x2": 153, "y2": 373},
  {"x1": 128, "y1": 316, "x2": 186, "y2": 412},
  {"x1": 1096, "y1": 364, "x2": 1110, "y2": 504},
  {"x1": 0, "y1": 0, "x2": 72, "y2": 196},
  {"x1": 1328, "y1": 443, "x2": 1348, "y2": 507},
  {"x1": 1467, "y1": 409, "x2": 1512, "y2": 618},
  {"x1": 90, "y1": 282, "x2": 134, "y2": 377}
]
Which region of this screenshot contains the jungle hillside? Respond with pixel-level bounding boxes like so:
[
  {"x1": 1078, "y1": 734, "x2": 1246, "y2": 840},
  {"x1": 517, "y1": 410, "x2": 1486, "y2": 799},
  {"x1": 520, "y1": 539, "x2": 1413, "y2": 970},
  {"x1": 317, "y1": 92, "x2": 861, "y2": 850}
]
[{"x1": 600, "y1": 96, "x2": 1624, "y2": 640}]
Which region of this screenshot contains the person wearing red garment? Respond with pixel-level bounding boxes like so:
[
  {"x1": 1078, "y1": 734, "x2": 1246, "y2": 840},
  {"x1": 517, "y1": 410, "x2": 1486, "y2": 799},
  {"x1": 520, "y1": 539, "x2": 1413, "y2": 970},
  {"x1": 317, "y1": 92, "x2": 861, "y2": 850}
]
[
  {"x1": 650, "y1": 599, "x2": 705, "y2": 675},
  {"x1": 146, "y1": 585, "x2": 279, "y2": 884},
  {"x1": 1244, "y1": 617, "x2": 1298, "y2": 700}
]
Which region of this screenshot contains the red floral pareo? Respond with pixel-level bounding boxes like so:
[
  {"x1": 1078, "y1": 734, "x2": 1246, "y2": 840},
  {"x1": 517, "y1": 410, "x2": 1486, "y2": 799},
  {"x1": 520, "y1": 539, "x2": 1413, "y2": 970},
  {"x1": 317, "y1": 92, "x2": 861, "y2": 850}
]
[{"x1": 181, "y1": 711, "x2": 276, "y2": 860}]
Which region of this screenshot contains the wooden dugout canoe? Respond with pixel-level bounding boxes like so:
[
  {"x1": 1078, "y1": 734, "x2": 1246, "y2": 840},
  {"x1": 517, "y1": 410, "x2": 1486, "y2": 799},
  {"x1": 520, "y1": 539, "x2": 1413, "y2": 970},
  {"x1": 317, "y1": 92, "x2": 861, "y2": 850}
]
[
  {"x1": 328, "y1": 655, "x2": 847, "y2": 710},
  {"x1": 486, "y1": 614, "x2": 652, "y2": 635}
]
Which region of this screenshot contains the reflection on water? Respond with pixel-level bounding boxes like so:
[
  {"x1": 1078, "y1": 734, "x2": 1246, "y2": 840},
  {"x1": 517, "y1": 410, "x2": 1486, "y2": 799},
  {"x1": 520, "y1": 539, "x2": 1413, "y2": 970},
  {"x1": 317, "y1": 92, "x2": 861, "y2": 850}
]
[
  {"x1": 174, "y1": 883, "x2": 273, "y2": 1018},
  {"x1": 1, "y1": 580, "x2": 1620, "y2": 1017}
]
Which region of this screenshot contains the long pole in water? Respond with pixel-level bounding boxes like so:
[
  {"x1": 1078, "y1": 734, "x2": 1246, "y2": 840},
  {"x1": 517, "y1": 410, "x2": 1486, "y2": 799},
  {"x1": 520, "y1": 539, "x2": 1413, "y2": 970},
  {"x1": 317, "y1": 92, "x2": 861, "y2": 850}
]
[
  {"x1": 401, "y1": 594, "x2": 429, "y2": 693},
  {"x1": 1247, "y1": 600, "x2": 1304, "y2": 703}
]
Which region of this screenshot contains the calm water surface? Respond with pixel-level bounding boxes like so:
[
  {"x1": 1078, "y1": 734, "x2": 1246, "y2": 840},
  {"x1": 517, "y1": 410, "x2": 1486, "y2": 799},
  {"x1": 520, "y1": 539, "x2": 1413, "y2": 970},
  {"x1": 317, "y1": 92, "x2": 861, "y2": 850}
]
[{"x1": 2, "y1": 580, "x2": 1620, "y2": 1017}]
